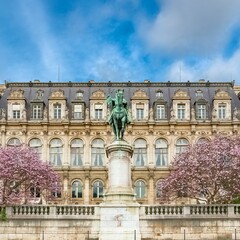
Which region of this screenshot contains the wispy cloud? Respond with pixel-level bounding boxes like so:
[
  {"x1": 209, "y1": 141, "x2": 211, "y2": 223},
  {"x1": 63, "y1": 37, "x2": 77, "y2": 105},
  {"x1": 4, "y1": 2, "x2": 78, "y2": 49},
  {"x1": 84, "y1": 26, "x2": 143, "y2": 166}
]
[
  {"x1": 17, "y1": 0, "x2": 64, "y2": 80},
  {"x1": 140, "y1": 0, "x2": 240, "y2": 56}
]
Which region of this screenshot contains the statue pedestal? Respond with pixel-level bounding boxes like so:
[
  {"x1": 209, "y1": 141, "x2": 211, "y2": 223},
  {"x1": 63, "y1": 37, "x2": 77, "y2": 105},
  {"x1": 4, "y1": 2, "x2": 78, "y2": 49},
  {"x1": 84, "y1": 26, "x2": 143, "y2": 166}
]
[
  {"x1": 104, "y1": 140, "x2": 135, "y2": 203},
  {"x1": 99, "y1": 140, "x2": 141, "y2": 240}
]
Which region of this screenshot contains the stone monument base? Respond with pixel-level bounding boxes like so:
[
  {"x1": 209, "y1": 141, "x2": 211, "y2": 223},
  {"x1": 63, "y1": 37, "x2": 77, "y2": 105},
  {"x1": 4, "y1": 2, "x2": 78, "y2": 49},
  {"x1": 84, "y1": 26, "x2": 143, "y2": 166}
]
[
  {"x1": 99, "y1": 140, "x2": 141, "y2": 239},
  {"x1": 99, "y1": 203, "x2": 141, "y2": 240}
]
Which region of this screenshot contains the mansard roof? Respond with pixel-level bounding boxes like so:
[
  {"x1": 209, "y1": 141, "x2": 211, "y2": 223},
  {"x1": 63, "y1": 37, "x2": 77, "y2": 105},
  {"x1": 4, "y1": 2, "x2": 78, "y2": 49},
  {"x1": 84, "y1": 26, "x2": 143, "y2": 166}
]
[{"x1": 0, "y1": 80, "x2": 239, "y2": 110}]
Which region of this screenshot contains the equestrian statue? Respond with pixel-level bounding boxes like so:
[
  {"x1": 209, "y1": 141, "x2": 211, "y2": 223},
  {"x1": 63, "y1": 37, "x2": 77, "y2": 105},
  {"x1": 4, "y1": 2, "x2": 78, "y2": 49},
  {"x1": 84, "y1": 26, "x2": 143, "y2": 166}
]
[{"x1": 107, "y1": 89, "x2": 130, "y2": 140}]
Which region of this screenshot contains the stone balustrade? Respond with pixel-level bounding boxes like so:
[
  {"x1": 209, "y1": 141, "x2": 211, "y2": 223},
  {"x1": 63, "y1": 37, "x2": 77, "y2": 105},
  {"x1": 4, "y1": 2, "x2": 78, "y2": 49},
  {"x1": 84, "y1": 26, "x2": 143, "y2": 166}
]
[
  {"x1": 142, "y1": 204, "x2": 240, "y2": 218},
  {"x1": 5, "y1": 205, "x2": 97, "y2": 219},
  {"x1": 2, "y1": 204, "x2": 240, "y2": 220}
]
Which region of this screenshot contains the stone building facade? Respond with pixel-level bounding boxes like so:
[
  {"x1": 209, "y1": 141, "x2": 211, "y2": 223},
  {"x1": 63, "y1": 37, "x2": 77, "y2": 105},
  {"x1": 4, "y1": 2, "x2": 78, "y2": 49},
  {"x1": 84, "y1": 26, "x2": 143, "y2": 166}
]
[{"x1": 0, "y1": 80, "x2": 239, "y2": 206}]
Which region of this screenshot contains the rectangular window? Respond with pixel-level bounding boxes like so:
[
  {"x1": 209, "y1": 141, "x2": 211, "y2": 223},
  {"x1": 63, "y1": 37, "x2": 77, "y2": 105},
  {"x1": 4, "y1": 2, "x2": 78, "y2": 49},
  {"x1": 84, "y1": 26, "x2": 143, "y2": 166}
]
[
  {"x1": 12, "y1": 104, "x2": 20, "y2": 119},
  {"x1": 73, "y1": 104, "x2": 82, "y2": 119},
  {"x1": 155, "y1": 148, "x2": 168, "y2": 166},
  {"x1": 156, "y1": 105, "x2": 165, "y2": 119},
  {"x1": 32, "y1": 105, "x2": 42, "y2": 119},
  {"x1": 95, "y1": 104, "x2": 103, "y2": 120},
  {"x1": 136, "y1": 104, "x2": 144, "y2": 120},
  {"x1": 53, "y1": 104, "x2": 61, "y2": 119},
  {"x1": 218, "y1": 104, "x2": 226, "y2": 119},
  {"x1": 197, "y1": 104, "x2": 206, "y2": 119},
  {"x1": 177, "y1": 104, "x2": 185, "y2": 120}
]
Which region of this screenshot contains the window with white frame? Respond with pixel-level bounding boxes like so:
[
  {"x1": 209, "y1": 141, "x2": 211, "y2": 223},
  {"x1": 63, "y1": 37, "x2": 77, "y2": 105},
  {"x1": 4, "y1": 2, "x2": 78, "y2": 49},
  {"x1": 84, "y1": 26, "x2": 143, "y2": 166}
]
[
  {"x1": 135, "y1": 180, "x2": 146, "y2": 198},
  {"x1": 93, "y1": 180, "x2": 104, "y2": 198},
  {"x1": 70, "y1": 139, "x2": 83, "y2": 166},
  {"x1": 218, "y1": 103, "x2": 226, "y2": 119},
  {"x1": 7, "y1": 138, "x2": 21, "y2": 147},
  {"x1": 76, "y1": 91, "x2": 83, "y2": 99},
  {"x1": 156, "y1": 91, "x2": 163, "y2": 98},
  {"x1": 49, "y1": 138, "x2": 63, "y2": 166},
  {"x1": 195, "y1": 90, "x2": 203, "y2": 98},
  {"x1": 177, "y1": 104, "x2": 185, "y2": 120},
  {"x1": 36, "y1": 90, "x2": 44, "y2": 99},
  {"x1": 94, "y1": 104, "x2": 103, "y2": 120},
  {"x1": 197, "y1": 104, "x2": 207, "y2": 119},
  {"x1": 52, "y1": 182, "x2": 61, "y2": 198},
  {"x1": 176, "y1": 138, "x2": 189, "y2": 155},
  {"x1": 12, "y1": 104, "x2": 20, "y2": 119},
  {"x1": 134, "y1": 139, "x2": 147, "y2": 167},
  {"x1": 73, "y1": 104, "x2": 83, "y2": 119},
  {"x1": 30, "y1": 185, "x2": 40, "y2": 198},
  {"x1": 32, "y1": 104, "x2": 42, "y2": 119},
  {"x1": 72, "y1": 180, "x2": 83, "y2": 198},
  {"x1": 53, "y1": 103, "x2": 61, "y2": 119},
  {"x1": 156, "y1": 105, "x2": 166, "y2": 120},
  {"x1": 155, "y1": 139, "x2": 168, "y2": 167},
  {"x1": 91, "y1": 139, "x2": 105, "y2": 166},
  {"x1": 136, "y1": 104, "x2": 144, "y2": 120},
  {"x1": 29, "y1": 138, "x2": 42, "y2": 159}
]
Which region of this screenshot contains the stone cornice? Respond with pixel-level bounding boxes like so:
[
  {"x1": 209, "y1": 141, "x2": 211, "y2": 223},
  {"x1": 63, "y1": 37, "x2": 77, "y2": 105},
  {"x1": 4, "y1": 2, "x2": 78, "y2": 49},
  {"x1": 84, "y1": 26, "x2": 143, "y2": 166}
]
[{"x1": 5, "y1": 80, "x2": 234, "y2": 88}]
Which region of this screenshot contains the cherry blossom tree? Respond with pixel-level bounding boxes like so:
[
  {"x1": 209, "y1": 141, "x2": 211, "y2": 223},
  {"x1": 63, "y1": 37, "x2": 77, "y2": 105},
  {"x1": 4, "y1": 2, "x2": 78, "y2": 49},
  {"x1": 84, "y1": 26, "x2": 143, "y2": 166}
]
[
  {"x1": 159, "y1": 135, "x2": 240, "y2": 204},
  {"x1": 0, "y1": 145, "x2": 61, "y2": 206}
]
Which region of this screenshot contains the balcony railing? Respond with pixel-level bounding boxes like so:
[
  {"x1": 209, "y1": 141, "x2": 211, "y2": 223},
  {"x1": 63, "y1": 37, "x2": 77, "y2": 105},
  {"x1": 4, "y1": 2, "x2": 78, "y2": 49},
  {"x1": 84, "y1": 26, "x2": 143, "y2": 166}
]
[
  {"x1": 2, "y1": 204, "x2": 240, "y2": 219},
  {"x1": 142, "y1": 205, "x2": 240, "y2": 218}
]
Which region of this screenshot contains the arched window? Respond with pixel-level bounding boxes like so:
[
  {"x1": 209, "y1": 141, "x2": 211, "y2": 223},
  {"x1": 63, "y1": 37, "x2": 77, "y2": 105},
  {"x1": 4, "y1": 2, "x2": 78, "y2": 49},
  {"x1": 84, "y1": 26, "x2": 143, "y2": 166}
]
[
  {"x1": 176, "y1": 138, "x2": 189, "y2": 155},
  {"x1": 70, "y1": 139, "x2": 84, "y2": 166},
  {"x1": 7, "y1": 138, "x2": 21, "y2": 146},
  {"x1": 93, "y1": 180, "x2": 104, "y2": 198},
  {"x1": 91, "y1": 139, "x2": 105, "y2": 166},
  {"x1": 155, "y1": 139, "x2": 168, "y2": 166},
  {"x1": 134, "y1": 139, "x2": 147, "y2": 166},
  {"x1": 135, "y1": 180, "x2": 146, "y2": 198},
  {"x1": 49, "y1": 138, "x2": 63, "y2": 166},
  {"x1": 29, "y1": 138, "x2": 42, "y2": 159},
  {"x1": 72, "y1": 180, "x2": 83, "y2": 198}
]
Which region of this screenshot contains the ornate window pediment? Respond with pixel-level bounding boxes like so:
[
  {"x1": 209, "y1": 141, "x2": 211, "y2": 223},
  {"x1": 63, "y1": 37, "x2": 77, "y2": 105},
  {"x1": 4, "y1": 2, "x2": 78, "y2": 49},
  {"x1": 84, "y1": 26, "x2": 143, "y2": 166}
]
[
  {"x1": 49, "y1": 89, "x2": 66, "y2": 99},
  {"x1": 8, "y1": 89, "x2": 25, "y2": 99},
  {"x1": 90, "y1": 90, "x2": 106, "y2": 99},
  {"x1": 173, "y1": 89, "x2": 190, "y2": 100},
  {"x1": 214, "y1": 90, "x2": 231, "y2": 100},
  {"x1": 131, "y1": 90, "x2": 149, "y2": 100}
]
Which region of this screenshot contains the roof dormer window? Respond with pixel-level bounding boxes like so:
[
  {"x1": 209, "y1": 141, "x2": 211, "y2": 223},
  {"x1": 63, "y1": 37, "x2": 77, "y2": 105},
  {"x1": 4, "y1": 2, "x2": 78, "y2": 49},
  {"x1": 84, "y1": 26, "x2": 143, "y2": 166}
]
[{"x1": 195, "y1": 90, "x2": 203, "y2": 98}]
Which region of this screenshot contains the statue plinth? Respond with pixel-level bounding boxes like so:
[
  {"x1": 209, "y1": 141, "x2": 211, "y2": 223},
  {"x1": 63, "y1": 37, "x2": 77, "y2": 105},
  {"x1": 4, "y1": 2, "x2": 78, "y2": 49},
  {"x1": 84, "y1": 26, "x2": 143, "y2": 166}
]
[
  {"x1": 104, "y1": 140, "x2": 135, "y2": 203},
  {"x1": 99, "y1": 140, "x2": 141, "y2": 240}
]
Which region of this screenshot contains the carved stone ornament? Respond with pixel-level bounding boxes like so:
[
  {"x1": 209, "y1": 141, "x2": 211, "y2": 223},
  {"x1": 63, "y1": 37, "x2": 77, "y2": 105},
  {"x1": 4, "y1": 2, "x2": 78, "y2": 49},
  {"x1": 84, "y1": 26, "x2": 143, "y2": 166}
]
[
  {"x1": 214, "y1": 90, "x2": 231, "y2": 100},
  {"x1": 8, "y1": 89, "x2": 25, "y2": 99},
  {"x1": 50, "y1": 89, "x2": 65, "y2": 98},
  {"x1": 173, "y1": 89, "x2": 190, "y2": 99},
  {"x1": 90, "y1": 90, "x2": 106, "y2": 99},
  {"x1": 131, "y1": 90, "x2": 149, "y2": 99}
]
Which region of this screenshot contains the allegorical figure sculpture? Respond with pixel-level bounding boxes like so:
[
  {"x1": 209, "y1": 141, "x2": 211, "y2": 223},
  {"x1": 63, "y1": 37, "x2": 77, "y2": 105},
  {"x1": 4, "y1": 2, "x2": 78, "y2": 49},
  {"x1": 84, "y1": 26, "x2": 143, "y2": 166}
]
[{"x1": 107, "y1": 89, "x2": 130, "y2": 140}]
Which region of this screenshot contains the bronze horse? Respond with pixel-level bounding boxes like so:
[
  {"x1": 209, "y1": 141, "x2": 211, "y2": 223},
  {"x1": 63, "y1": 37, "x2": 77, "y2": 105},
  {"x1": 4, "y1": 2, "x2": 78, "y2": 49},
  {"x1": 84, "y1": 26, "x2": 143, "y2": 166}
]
[{"x1": 107, "y1": 90, "x2": 130, "y2": 140}]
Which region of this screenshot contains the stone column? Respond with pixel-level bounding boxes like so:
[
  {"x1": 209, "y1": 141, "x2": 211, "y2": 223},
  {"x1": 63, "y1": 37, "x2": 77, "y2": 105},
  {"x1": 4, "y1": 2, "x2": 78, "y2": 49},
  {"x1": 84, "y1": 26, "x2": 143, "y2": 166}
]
[{"x1": 104, "y1": 140, "x2": 135, "y2": 203}]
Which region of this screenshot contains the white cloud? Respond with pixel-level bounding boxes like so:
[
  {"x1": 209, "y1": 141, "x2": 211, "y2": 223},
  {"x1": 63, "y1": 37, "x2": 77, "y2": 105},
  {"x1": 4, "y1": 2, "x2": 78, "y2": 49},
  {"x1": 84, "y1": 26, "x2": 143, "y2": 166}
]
[
  {"x1": 17, "y1": 1, "x2": 64, "y2": 80},
  {"x1": 83, "y1": 44, "x2": 148, "y2": 82},
  {"x1": 165, "y1": 49, "x2": 240, "y2": 83},
  {"x1": 141, "y1": 0, "x2": 240, "y2": 56}
]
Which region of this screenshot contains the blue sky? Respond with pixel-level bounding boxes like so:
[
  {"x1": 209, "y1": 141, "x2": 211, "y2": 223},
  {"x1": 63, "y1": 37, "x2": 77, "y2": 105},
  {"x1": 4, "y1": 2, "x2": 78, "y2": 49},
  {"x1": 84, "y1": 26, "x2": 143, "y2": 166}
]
[{"x1": 1, "y1": 0, "x2": 240, "y2": 84}]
